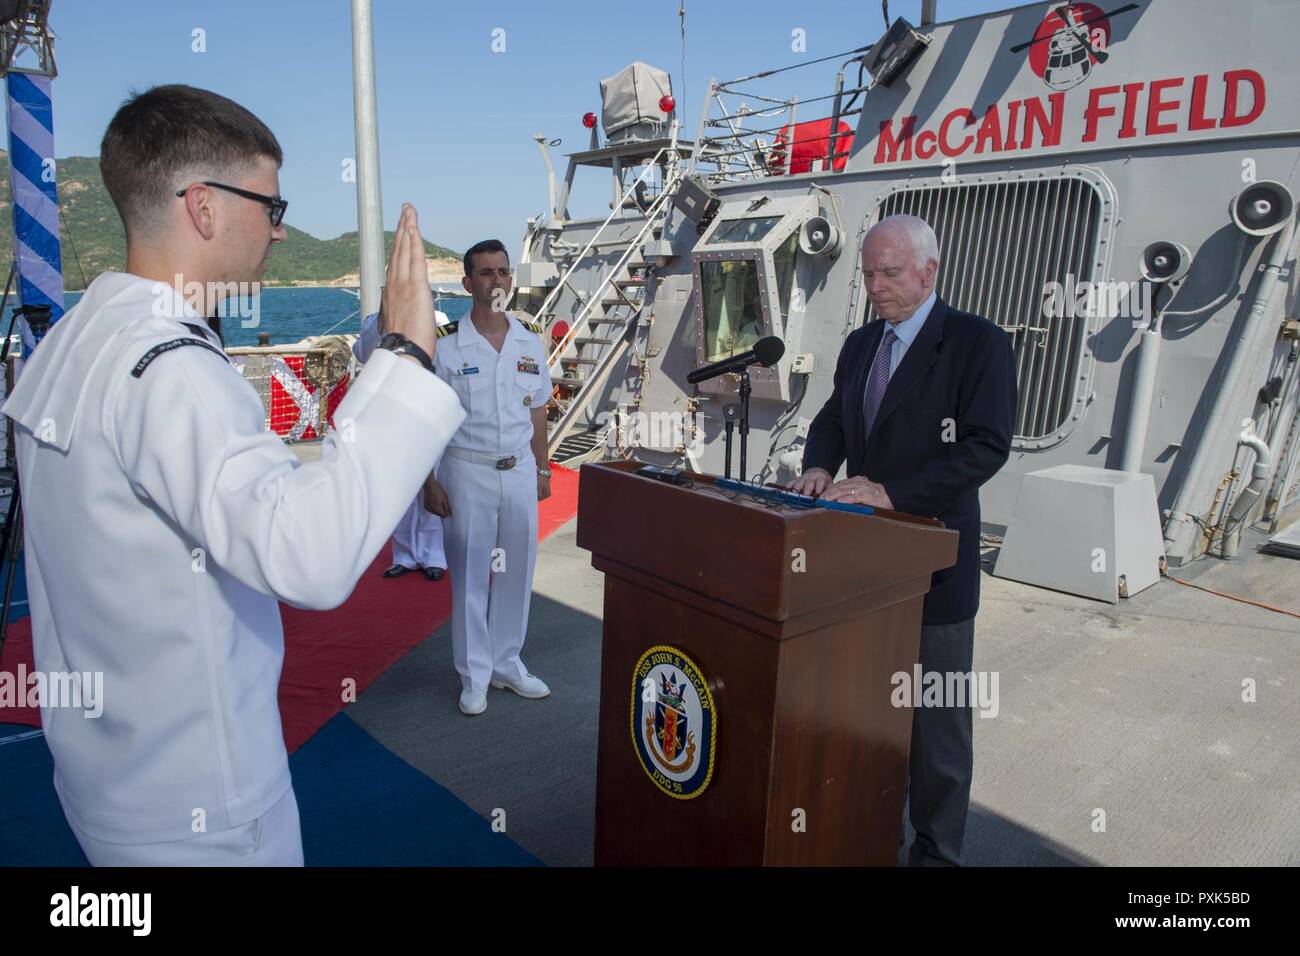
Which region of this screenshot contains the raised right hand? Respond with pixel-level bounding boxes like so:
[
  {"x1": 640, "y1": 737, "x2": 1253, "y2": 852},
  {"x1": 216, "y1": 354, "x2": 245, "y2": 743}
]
[
  {"x1": 788, "y1": 466, "x2": 832, "y2": 497},
  {"x1": 383, "y1": 203, "x2": 435, "y2": 359}
]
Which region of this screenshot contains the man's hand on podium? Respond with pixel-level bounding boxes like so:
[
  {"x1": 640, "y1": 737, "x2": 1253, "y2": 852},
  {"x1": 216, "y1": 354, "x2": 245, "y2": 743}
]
[
  {"x1": 788, "y1": 467, "x2": 832, "y2": 497},
  {"x1": 820, "y1": 476, "x2": 894, "y2": 509}
]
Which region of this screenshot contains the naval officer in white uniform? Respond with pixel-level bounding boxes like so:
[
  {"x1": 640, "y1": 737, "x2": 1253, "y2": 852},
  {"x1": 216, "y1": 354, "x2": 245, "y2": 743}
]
[
  {"x1": 2, "y1": 85, "x2": 463, "y2": 866},
  {"x1": 354, "y1": 299, "x2": 451, "y2": 581},
  {"x1": 423, "y1": 239, "x2": 552, "y2": 716}
]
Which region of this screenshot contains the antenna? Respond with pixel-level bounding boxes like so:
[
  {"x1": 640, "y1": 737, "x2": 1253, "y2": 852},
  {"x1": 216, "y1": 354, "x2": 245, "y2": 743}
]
[{"x1": 679, "y1": 3, "x2": 687, "y2": 134}]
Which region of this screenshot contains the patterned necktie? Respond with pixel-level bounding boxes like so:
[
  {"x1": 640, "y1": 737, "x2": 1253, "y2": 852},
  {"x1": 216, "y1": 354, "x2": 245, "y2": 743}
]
[{"x1": 861, "y1": 326, "x2": 897, "y2": 444}]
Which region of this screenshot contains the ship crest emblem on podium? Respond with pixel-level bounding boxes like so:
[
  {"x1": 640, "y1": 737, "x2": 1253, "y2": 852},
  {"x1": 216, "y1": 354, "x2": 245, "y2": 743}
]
[
  {"x1": 631, "y1": 645, "x2": 717, "y2": 799},
  {"x1": 652, "y1": 672, "x2": 693, "y2": 768}
]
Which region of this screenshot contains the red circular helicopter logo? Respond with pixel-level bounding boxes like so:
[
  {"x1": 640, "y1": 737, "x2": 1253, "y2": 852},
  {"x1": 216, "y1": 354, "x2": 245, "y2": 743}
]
[{"x1": 1028, "y1": 2, "x2": 1113, "y2": 91}]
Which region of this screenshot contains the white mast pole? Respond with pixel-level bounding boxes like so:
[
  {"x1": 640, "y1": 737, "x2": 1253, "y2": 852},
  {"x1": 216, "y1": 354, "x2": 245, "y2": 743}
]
[{"x1": 351, "y1": 0, "x2": 384, "y2": 319}]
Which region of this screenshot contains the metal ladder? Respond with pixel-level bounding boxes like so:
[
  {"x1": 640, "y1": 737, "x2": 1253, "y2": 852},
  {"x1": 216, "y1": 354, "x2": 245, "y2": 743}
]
[{"x1": 539, "y1": 153, "x2": 683, "y2": 459}]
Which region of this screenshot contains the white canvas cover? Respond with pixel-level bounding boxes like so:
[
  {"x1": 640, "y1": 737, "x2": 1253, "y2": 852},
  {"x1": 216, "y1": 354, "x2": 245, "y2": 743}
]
[{"x1": 600, "y1": 62, "x2": 672, "y2": 138}]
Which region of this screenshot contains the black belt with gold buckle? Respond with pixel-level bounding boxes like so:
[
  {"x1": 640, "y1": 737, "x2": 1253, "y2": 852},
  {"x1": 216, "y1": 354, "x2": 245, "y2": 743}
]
[{"x1": 495, "y1": 456, "x2": 517, "y2": 470}]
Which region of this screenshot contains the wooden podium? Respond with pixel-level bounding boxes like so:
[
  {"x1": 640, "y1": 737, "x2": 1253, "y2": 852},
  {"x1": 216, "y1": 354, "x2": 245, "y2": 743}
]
[{"x1": 576, "y1": 461, "x2": 959, "y2": 866}]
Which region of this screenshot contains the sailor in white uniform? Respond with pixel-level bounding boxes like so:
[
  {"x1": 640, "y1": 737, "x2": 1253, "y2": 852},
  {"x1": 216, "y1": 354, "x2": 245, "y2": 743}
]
[
  {"x1": 423, "y1": 239, "x2": 552, "y2": 716},
  {"x1": 354, "y1": 302, "x2": 451, "y2": 581},
  {"x1": 1, "y1": 85, "x2": 462, "y2": 866}
]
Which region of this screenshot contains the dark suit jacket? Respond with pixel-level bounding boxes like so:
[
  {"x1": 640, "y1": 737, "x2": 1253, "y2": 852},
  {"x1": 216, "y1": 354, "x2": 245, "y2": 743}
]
[{"x1": 802, "y1": 297, "x2": 1017, "y2": 625}]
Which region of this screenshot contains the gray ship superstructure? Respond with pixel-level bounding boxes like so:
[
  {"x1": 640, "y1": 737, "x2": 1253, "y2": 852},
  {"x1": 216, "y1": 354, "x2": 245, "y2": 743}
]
[{"x1": 516, "y1": 0, "x2": 1300, "y2": 592}]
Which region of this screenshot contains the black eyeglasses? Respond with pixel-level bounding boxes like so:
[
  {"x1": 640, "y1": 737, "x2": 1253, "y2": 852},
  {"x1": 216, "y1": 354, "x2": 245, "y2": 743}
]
[{"x1": 176, "y1": 181, "x2": 288, "y2": 227}]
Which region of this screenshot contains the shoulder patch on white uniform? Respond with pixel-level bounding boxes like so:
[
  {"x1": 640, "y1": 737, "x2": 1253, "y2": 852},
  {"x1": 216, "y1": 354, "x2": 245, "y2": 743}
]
[
  {"x1": 130, "y1": 338, "x2": 230, "y2": 378},
  {"x1": 436, "y1": 321, "x2": 459, "y2": 339},
  {"x1": 519, "y1": 318, "x2": 543, "y2": 334}
]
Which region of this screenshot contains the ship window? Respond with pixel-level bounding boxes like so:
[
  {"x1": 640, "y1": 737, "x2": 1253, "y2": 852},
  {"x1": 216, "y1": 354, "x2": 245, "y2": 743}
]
[
  {"x1": 773, "y1": 231, "x2": 799, "y2": 319},
  {"x1": 707, "y1": 216, "x2": 784, "y2": 244},
  {"x1": 870, "y1": 175, "x2": 1104, "y2": 443},
  {"x1": 700, "y1": 257, "x2": 765, "y2": 361}
]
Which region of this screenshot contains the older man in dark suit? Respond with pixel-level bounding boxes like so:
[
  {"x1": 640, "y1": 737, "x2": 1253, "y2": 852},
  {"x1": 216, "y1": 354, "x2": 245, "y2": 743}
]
[{"x1": 790, "y1": 214, "x2": 1017, "y2": 865}]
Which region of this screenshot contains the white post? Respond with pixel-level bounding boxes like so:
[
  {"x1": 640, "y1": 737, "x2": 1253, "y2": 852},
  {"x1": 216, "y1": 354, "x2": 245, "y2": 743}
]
[
  {"x1": 1120, "y1": 327, "x2": 1160, "y2": 474},
  {"x1": 351, "y1": 0, "x2": 385, "y2": 320}
]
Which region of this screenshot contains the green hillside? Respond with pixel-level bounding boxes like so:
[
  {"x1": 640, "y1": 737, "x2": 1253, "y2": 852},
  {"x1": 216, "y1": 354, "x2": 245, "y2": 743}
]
[{"x1": 0, "y1": 153, "x2": 459, "y2": 289}]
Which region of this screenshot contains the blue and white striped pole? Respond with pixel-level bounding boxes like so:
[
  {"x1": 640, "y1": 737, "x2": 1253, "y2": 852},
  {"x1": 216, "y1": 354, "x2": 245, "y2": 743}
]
[{"x1": 5, "y1": 72, "x2": 63, "y2": 351}]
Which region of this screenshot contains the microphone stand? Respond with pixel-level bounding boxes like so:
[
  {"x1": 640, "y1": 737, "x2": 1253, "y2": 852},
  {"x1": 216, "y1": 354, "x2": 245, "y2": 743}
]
[
  {"x1": 722, "y1": 404, "x2": 737, "y2": 479},
  {"x1": 689, "y1": 336, "x2": 783, "y2": 482},
  {"x1": 715, "y1": 368, "x2": 753, "y2": 482},
  {"x1": 737, "y1": 367, "x2": 752, "y2": 483}
]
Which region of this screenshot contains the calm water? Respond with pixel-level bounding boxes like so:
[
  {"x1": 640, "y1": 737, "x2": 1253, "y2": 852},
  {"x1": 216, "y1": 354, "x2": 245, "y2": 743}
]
[{"x1": 63, "y1": 286, "x2": 472, "y2": 348}]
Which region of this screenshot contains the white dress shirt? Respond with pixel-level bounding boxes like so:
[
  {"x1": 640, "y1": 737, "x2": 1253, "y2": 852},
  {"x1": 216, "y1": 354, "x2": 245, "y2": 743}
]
[
  {"x1": 873, "y1": 290, "x2": 937, "y2": 379},
  {"x1": 434, "y1": 312, "x2": 551, "y2": 456}
]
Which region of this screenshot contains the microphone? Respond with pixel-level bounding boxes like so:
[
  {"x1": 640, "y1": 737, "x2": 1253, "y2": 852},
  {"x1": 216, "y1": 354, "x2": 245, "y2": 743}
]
[{"x1": 687, "y1": 336, "x2": 785, "y2": 385}]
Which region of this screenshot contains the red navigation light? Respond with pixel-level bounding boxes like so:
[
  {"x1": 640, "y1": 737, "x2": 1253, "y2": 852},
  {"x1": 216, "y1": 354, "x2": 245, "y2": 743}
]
[
  {"x1": 659, "y1": 95, "x2": 676, "y2": 113},
  {"x1": 582, "y1": 112, "x2": 598, "y2": 129}
]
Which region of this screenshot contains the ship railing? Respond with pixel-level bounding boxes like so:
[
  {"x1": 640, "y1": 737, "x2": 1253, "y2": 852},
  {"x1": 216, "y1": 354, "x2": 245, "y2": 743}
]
[
  {"x1": 688, "y1": 42, "x2": 875, "y2": 185},
  {"x1": 544, "y1": 162, "x2": 682, "y2": 374},
  {"x1": 535, "y1": 144, "x2": 681, "y2": 356},
  {"x1": 227, "y1": 342, "x2": 354, "y2": 445},
  {"x1": 541, "y1": 165, "x2": 685, "y2": 459}
]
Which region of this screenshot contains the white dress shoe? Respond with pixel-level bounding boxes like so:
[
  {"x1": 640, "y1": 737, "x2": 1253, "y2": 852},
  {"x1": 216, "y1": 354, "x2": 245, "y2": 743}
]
[
  {"x1": 490, "y1": 673, "x2": 550, "y2": 699},
  {"x1": 458, "y1": 689, "x2": 487, "y2": 715}
]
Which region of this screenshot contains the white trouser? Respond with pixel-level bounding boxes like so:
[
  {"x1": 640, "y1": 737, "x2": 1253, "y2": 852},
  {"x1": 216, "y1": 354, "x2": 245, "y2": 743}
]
[
  {"x1": 437, "y1": 450, "x2": 538, "y2": 694},
  {"x1": 391, "y1": 494, "x2": 446, "y2": 569},
  {"x1": 65, "y1": 787, "x2": 304, "y2": 867}
]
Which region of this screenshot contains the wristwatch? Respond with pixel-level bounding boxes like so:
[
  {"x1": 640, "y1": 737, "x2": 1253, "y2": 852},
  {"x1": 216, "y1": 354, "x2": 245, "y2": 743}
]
[
  {"x1": 377, "y1": 332, "x2": 433, "y2": 372},
  {"x1": 537, "y1": 467, "x2": 553, "y2": 478}
]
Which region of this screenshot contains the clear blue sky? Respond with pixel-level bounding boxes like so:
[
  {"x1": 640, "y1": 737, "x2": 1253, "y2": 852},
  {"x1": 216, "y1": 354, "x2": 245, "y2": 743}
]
[{"x1": 44, "y1": 0, "x2": 1007, "y2": 253}]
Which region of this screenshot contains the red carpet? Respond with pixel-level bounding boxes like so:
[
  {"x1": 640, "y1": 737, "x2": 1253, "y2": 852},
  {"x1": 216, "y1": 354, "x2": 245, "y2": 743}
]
[{"x1": 0, "y1": 463, "x2": 582, "y2": 751}]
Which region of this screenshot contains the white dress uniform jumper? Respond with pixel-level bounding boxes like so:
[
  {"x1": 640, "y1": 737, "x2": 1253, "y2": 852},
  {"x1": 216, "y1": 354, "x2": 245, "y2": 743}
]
[
  {"x1": 433, "y1": 312, "x2": 550, "y2": 700},
  {"x1": 2, "y1": 273, "x2": 464, "y2": 865}
]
